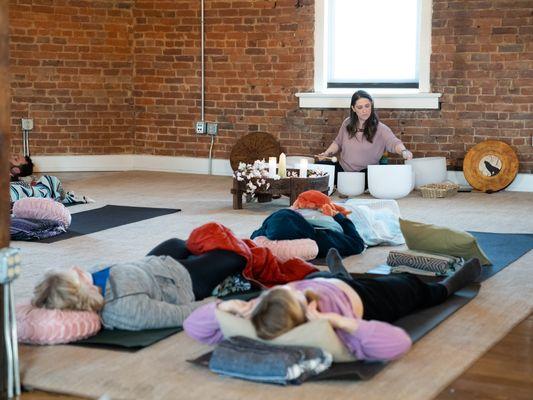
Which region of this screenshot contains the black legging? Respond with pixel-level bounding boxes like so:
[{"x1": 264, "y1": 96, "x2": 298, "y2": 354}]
[
  {"x1": 146, "y1": 238, "x2": 247, "y2": 300},
  {"x1": 306, "y1": 271, "x2": 447, "y2": 322}
]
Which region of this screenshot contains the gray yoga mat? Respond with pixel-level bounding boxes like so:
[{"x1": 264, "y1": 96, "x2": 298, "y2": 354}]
[
  {"x1": 41, "y1": 205, "x2": 181, "y2": 243},
  {"x1": 72, "y1": 327, "x2": 183, "y2": 350}
]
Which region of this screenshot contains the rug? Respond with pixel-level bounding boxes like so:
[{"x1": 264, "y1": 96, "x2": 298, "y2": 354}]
[{"x1": 39, "y1": 205, "x2": 181, "y2": 243}]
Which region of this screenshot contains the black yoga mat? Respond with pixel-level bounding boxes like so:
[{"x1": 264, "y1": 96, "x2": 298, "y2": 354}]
[
  {"x1": 41, "y1": 205, "x2": 181, "y2": 243},
  {"x1": 72, "y1": 327, "x2": 183, "y2": 350},
  {"x1": 188, "y1": 281, "x2": 479, "y2": 381}
]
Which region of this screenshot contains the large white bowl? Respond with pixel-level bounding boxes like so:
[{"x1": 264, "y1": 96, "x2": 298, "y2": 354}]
[
  {"x1": 337, "y1": 172, "x2": 365, "y2": 197},
  {"x1": 368, "y1": 164, "x2": 414, "y2": 199},
  {"x1": 406, "y1": 157, "x2": 447, "y2": 188}
]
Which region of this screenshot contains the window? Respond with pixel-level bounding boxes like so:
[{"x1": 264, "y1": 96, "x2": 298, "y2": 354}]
[{"x1": 296, "y1": 0, "x2": 441, "y2": 109}]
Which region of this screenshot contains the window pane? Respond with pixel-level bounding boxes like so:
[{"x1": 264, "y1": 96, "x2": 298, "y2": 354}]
[{"x1": 328, "y1": 0, "x2": 419, "y2": 85}]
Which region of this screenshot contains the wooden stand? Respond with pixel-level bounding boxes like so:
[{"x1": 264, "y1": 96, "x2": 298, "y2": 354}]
[{"x1": 231, "y1": 173, "x2": 329, "y2": 210}]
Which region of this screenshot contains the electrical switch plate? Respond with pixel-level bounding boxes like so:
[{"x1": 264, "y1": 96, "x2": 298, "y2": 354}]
[
  {"x1": 206, "y1": 122, "x2": 218, "y2": 136},
  {"x1": 195, "y1": 121, "x2": 206, "y2": 134},
  {"x1": 21, "y1": 118, "x2": 33, "y2": 131}
]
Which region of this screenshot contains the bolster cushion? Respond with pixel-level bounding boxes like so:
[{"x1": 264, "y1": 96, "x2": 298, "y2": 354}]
[{"x1": 12, "y1": 197, "x2": 71, "y2": 228}]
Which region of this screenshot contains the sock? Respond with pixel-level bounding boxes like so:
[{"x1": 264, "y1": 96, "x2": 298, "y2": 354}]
[
  {"x1": 440, "y1": 258, "x2": 481, "y2": 295},
  {"x1": 326, "y1": 248, "x2": 351, "y2": 280}
]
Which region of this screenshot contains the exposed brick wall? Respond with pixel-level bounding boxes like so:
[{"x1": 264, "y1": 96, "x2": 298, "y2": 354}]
[
  {"x1": 9, "y1": 0, "x2": 533, "y2": 172},
  {"x1": 9, "y1": 0, "x2": 135, "y2": 155}
]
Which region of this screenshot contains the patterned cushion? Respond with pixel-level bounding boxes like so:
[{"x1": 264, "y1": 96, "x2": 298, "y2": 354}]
[
  {"x1": 253, "y1": 236, "x2": 319, "y2": 262},
  {"x1": 12, "y1": 197, "x2": 71, "y2": 228},
  {"x1": 16, "y1": 304, "x2": 101, "y2": 345}
]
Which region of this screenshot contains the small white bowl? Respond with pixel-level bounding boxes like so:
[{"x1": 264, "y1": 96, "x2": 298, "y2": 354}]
[
  {"x1": 337, "y1": 172, "x2": 365, "y2": 197},
  {"x1": 368, "y1": 164, "x2": 414, "y2": 199}
]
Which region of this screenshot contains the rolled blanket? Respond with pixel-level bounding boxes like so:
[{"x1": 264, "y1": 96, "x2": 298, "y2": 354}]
[
  {"x1": 387, "y1": 249, "x2": 463, "y2": 275},
  {"x1": 10, "y1": 217, "x2": 67, "y2": 241},
  {"x1": 209, "y1": 336, "x2": 332, "y2": 385},
  {"x1": 252, "y1": 236, "x2": 318, "y2": 262}
]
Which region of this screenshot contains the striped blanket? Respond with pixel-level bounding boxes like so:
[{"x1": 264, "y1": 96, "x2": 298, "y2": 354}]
[{"x1": 10, "y1": 175, "x2": 93, "y2": 206}]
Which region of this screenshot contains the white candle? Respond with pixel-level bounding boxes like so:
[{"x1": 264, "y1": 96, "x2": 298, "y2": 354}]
[
  {"x1": 299, "y1": 158, "x2": 308, "y2": 178},
  {"x1": 268, "y1": 157, "x2": 277, "y2": 178},
  {"x1": 278, "y1": 153, "x2": 286, "y2": 178}
]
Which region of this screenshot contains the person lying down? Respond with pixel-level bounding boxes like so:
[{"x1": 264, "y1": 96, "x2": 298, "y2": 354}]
[
  {"x1": 31, "y1": 238, "x2": 247, "y2": 330},
  {"x1": 184, "y1": 249, "x2": 482, "y2": 361}
]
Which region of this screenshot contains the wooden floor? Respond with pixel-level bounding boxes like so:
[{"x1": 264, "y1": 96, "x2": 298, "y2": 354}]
[{"x1": 20, "y1": 313, "x2": 533, "y2": 400}]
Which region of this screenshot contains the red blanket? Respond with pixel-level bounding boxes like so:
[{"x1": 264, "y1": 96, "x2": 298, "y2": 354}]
[{"x1": 186, "y1": 222, "x2": 318, "y2": 287}]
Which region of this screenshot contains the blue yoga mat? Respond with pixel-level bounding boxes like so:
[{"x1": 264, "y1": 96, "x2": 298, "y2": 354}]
[{"x1": 470, "y1": 231, "x2": 533, "y2": 281}]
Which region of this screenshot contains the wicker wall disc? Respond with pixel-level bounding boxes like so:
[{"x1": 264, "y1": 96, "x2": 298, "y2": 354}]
[
  {"x1": 229, "y1": 132, "x2": 281, "y2": 171},
  {"x1": 463, "y1": 140, "x2": 519, "y2": 193}
]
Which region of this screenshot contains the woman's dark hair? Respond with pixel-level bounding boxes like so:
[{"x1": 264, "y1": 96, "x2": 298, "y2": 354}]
[{"x1": 346, "y1": 90, "x2": 379, "y2": 142}]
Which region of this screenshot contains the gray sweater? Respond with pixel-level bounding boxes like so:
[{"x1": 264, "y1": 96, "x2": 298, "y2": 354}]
[{"x1": 100, "y1": 255, "x2": 213, "y2": 331}]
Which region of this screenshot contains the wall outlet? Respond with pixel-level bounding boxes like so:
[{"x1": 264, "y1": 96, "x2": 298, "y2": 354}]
[
  {"x1": 206, "y1": 122, "x2": 218, "y2": 136},
  {"x1": 21, "y1": 118, "x2": 33, "y2": 131},
  {"x1": 195, "y1": 121, "x2": 206, "y2": 134}
]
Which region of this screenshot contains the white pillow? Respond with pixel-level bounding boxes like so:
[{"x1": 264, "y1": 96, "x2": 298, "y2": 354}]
[{"x1": 215, "y1": 308, "x2": 356, "y2": 362}]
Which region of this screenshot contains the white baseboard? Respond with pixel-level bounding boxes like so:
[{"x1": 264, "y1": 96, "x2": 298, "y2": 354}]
[{"x1": 32, "y1": 155, "x2": 532, "y2": 192}]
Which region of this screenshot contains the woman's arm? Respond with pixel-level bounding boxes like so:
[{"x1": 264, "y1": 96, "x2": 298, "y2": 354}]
[
  {"x1": 333, "y1": 213, "x2": 365, "y2": 253},
  {"x1": 306, "y1": 301, "x2": 411, "y2": 361},
  {"x1": 317, "y1": 142, "x2": 340, "y2": 159},
  {"x1": 183, "y1": 302, "x2": 224, "y2": 345}
]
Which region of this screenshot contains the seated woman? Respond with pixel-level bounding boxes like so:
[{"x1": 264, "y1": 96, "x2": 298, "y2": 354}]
[
  {"x1": 184, "y1": 249, "x2": 481, "y2": 361},
  {"x1": 251, "y1": 208, "x2": 365, "y2": 258},
  {"x1": 31, "y1": 238, "x2": 247, "y2": 331}
]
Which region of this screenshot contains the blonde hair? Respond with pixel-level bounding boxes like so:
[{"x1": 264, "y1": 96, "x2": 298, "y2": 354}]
[
  {"x1": 32, "y1": 270, "x2": 104, "y2": 312},
  {"x1": 251, "y1": 288, "x2": 318, "y2": 340}
]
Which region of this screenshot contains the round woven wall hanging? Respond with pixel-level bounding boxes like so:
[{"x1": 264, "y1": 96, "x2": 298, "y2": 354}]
[
  {"x1": 229, "y1": 132, "x2": 281, "y2": 171},
  {"x1": 463, "y1": 140, "x2": 519, "y2": 193}
]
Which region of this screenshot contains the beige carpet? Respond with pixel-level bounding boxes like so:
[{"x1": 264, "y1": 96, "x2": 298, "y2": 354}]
[{"x1": 15, "y1": 171, "x2": 533, "y2": 400}]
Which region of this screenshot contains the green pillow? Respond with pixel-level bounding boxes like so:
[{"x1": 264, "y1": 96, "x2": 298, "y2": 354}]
[
  {"x1": 214, "y1": 308, "x2": 356, "y2": 362},
  {"x1": 399, "y1": 219, "x2": 492, "y2": 266}
]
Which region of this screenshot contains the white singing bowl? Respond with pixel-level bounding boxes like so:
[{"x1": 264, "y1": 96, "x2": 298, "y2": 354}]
[
  {"x1": 406, "y1": 157, "x2": 447, "y2": 189},
  {"x1": 337, "y1": 172, "x2": 365, "y2": 197},
  {"x1": 368, "y1": 164, "x2": 414, "y2": 199}
]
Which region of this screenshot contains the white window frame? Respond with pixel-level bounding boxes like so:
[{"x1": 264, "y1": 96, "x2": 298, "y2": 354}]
[{"x1": 296, "y1": 0, "x2": 441, "y2": 109}]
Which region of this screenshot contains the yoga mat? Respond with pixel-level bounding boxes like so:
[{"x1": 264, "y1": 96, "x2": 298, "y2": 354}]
[
  {"x1": 367, "y1": 232, "x2": 533, "y2": 282},
  {"x1": 41, "y1": 205, "x2": 181, "y2": 243},
  {"x1": 189, "y1": 277, "x2": 480, "y2": 382},
  {"x1": 73, "y1": 327, "x2": 182, "y2": 350},
  {"x1": 469, "y1": 232, "x2": 533, "y2": 281}
]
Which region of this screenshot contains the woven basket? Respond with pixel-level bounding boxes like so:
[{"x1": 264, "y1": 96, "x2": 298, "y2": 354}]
[{"x1": 419, "y1": 182, "x2": 460, "y2": 198}]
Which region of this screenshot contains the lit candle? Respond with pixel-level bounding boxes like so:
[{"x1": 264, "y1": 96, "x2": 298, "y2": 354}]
[
  {"x1": 268, "y1": 157, "x2": 277, "y2": 178},
  {"x1": 278, "y1": 153, "x2": 286, "y2": 178},
  {"x1": 299, "y1": 158, "x2": 308, "y2": 178}
]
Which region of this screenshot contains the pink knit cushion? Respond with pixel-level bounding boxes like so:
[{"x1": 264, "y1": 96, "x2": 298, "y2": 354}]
[
  {"x1": 253, "y1": 236, "x2": 319, "y2": 262},
  {"x1": 16, "y1": 304, "x2": 101, "y2": 345},
  {"x1": 13, "y1": 198, "x2": 71, "y2": 228}
]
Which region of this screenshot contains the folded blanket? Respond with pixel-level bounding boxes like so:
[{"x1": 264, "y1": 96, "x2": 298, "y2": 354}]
[
  {"x1": 387, "y1": 249, "x2": 463, "y2": 275},
  {"x1": 10, "y1": 217, "x2": 67, "y2": 241},
  {"x1": 209, "y1": 336, "x2": 332, "y2": 385}
]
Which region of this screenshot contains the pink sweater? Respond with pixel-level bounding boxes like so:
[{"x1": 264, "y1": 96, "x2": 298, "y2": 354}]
[
  {"x1": 334, "y1": 119, "x2": 402, "y2": 172},
  {"x1": 184, "y1": 280, "x2": 411, "y2": 361}
]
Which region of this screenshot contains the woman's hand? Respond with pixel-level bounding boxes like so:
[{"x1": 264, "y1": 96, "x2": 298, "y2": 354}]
[
  {"x1": 316, "y1": 152, "x2": 329, "y2": 161},
  {"x1": 306, "y1": 301, "x2": 358, "y2": 333},
  {"x1": 401, "y1": 149, "x2": 413, "y2": 160},
  {"x1": 217, "y1": 299, "x2": 255, "y2": 318}
]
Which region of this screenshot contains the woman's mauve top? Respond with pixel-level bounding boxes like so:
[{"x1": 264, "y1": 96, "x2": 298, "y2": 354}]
[
  {"x1": 334, "y1": 118, "x2": 402, "y2": 172},
  {"x1": 183, "y1": 279, "x2": 412, "y2": 361}
]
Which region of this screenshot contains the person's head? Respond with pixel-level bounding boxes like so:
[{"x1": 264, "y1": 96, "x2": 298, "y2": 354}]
[
  {"x1": 251, "y1": 286, "x2": 318, "y2": 339},
  {"x1": 9, "y1": 154, "x2": 34, "y2": 180},
  {"x1": 347, "y1": 90, "x2": 379, "y2": 141},
  {"x1": 31, "y1": 267, "x2": 104, "y2": 312}
]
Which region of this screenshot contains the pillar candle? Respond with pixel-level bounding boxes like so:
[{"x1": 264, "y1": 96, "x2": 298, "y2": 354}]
[
  {"x1": 278, "y1": 153, "x2": 287, "y2": 178},
  {"x1": 299, "y1": 158, "x2": 308, "y2": 178},
  {"x1": 268, "y1": 157, "x2": 277, "y2": 178}
]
